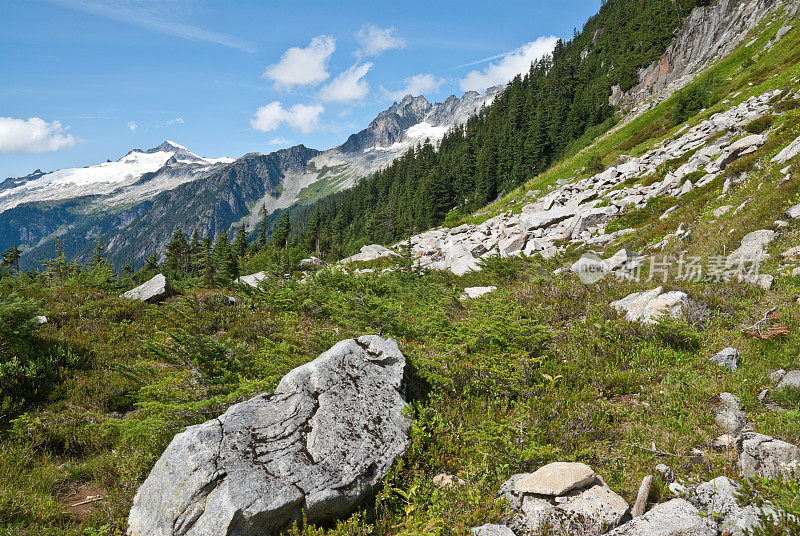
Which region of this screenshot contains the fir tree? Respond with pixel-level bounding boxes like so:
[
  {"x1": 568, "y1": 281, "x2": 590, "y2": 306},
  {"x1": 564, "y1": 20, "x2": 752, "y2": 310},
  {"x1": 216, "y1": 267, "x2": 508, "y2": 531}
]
[
  {"x1": 271, "y1": 213, "x2": 291, "y2": 250},
  {"x1": 232, "y1": 225, "x2": 248, "y2": 259},
  {"x1": 201, "y1": 237, "x2": 214, "y2": 287},
  {"x1": 91, "y1": 235, "x2": 105, "y2": 266},
  {"x1": 257, "y1": 205, "x2": 268, "y2": 250},
  {"x1": 212, "y1": 229, "x2": 238, "y2": 285},
  {"x1": 1, "y1": 244, "x2": 22, "y2": 273}
]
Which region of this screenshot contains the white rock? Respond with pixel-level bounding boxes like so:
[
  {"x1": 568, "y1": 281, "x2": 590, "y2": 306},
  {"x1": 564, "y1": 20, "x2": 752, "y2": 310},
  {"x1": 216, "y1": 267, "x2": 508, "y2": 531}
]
[
  {"x1": 460, "y1": 286, "x2": 497, "y2": 300},
  {"x1": 610, "y1": 287, "x2": 689, "y2": 324},
  {"x1": 341, "y1": 244, "x2": 396, "y2": 263},
  {"x1": 605, "y1": 499, "x2": 716, "y2": 536},
  {"x1": 235, "y1": 271, "x2": 267, "y2": 288},
  {"x1": 514, "y1": 462, "x2": 597, "y2": 496},
  {"x1": 122, "y1": 274, "x2": 173, "y2": 304},
  {"x1": 772, "y1": 134, "x2": 800, "y2": 164}
]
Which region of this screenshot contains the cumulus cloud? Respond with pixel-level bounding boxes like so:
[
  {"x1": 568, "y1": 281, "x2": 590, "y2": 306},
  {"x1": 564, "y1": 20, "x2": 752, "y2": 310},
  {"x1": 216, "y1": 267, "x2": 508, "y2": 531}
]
[
  {"x1": 460, "y1": 36, "x2": 558, "y2": 92},
  {"x1": 127, "y1": 121, "x2": 138, "y2": 132},
  {"x1": 0, "y1": 117, "x2": 79, "y2": 154},
  {"x1": 250, "y1": 102, "x2": 324, "y2": 134},
  {"x1": 384, "y1": 73, "x2": 444, "y2": 100},
  {"x1": 269, "y1": 137, "x2": 291, "y2": 146},
  {"x1": 166, "y1": 117, "x2": 184, "y2": 125},
  {"x1": 319, "y1": 62, "x2": 372, "y2": 102},
  {"x1": 355, "y1": 24, "x2": 405, "y2": 58},
  {"x1": 263, "y1": 35, "x2": 336, "y2": 89}
]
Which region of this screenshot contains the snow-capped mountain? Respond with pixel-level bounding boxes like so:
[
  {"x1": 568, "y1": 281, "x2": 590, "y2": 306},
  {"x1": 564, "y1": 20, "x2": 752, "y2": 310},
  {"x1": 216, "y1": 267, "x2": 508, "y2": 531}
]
[
  {"x1": 0, "y1": 141, "x2": 232, "y2": 213},
  {"x1": 0, "y1": 87, "x2": 504, "y2": 268}
]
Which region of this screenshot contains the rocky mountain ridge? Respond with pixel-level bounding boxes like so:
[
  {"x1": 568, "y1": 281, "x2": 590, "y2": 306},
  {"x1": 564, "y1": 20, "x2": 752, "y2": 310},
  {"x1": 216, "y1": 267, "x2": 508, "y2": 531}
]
[
  {"x1": 0, "y1": 87, "x2": 503, "y2": 268},
  {"x1": 612, "y1": 0, "x2": 797, "y2": 116}
]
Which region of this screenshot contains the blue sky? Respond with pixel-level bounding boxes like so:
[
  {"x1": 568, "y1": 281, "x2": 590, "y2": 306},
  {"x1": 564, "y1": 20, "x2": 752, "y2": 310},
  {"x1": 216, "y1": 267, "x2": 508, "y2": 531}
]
[{"x1": 0, "y1": 0, "x2": 603, "y2": 178}]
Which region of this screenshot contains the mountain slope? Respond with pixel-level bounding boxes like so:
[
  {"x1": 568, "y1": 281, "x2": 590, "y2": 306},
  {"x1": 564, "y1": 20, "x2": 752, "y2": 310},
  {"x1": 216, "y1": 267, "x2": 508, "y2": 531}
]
[{"x1": 1, "y1": 88, "x2": 503, "y2": 269}]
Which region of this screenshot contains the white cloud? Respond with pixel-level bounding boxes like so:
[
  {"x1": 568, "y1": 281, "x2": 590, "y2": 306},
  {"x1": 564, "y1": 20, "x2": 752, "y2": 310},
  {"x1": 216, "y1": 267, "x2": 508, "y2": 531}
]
[
  {"x1": 0, "y1": 117, "x2": 79, "y2": 154},
  {"x1": 319, "y1": 62, "x2": 372, "y2": 102},
  {"x1": 355, "y1": 24, "x2": 405, "y2": 58},
  {"x1": 263, "y1": 35, "x2": 336, "y2": 89},
  {"x1": 250, "y1": 102, "x2": 324, "y2": 134},
  {"x1": 166, "y1": 117, "x2": 184, "y2": 125},
  {"x1": 45, "y1": 0, "x2": 257, "y2": 52},
  {"x1": 127, "y1": 121, "x2": 138, "y2": 132},
  {"x1": 460, "y1": 36, "x2": 558, "y2": 92},
  {"x1": 384, "y1": 73, "x2": 444, "y2": 100},
  {"x1": 269, "y1": 137, "x2": 291, "y2": 146}
]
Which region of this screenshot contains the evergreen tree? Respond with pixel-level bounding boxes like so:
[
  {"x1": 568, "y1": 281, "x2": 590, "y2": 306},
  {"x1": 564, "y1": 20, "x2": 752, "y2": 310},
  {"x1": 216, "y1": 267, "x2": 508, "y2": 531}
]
[
  {"x1": 91, "y1": 235, "x2": 105, "y2": 266},
  {"x1": 257, "y1": 205, "x2": 268, "y2": 250},
  {"x1": 212, "y1": 229, "x2": 238, "y2": 285},
  {"x1": 232, "y1": 225, "x2": 248, "y2": 259},
  {"x1": 301, "y1": 208, "x2": 321, "y2": 254},
  {"x1": 165, "y1": 230, "x2": 189, "y2": 277},
  {"x1": 143, "y1": 252, "x2": 159, "y2": 273},
  {"x1": 271, "y1": 213, "x2": 291, "y2": 250},
  {"x1": 201, "y1": 237, "x2": 214, "y2": 287},
  {"x1": 1, "y1": 244, "x2": 22, "y2": 273},
  {"x1": 189, "y1": 229, "x2": 202, "y2": 275}
]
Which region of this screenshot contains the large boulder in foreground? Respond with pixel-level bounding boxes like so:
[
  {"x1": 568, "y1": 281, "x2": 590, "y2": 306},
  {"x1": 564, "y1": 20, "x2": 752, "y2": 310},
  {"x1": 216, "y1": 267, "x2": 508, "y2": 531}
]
[
  {"x1": 121, "y1": 273, "x2": 172, "y2": 304},
  {"x1": 127, "y1": 336, "x2": 411, "y2": 536}
]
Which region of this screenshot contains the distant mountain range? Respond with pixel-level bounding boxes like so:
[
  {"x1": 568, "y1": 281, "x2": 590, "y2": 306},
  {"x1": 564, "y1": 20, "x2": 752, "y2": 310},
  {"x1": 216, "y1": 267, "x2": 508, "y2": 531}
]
[{"x1": 0, "y1": 86, "x2": 504, "y2": 268}]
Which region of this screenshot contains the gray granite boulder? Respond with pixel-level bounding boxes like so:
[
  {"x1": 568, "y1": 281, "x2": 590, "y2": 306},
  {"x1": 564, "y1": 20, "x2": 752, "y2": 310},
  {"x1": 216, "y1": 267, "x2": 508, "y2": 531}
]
[
  {"x1": 605, "y1": 499, "x2": 716, "y2": 535},
  {"x1": 710, "y1": 347, "x2": 740, "y2": 372},
  {"x1": 694, "y1": 476, "x2": 775, "y2": 536},
  {"x1": 736, "y1": 432, "x2": 800, "y2": 479},
  {"x1": 235, "y1": 271, "x2": 267, "y2": 288},
  {"x1": 127, "y1": 336, "x2": 411, "y2": 536},
  {"x1": 775, "y1": 370, "x2": 800, "y2": 392},
  {"x1": 498, "y1": 468, "x2": 629, "y2": 535},
  {"x1": 715, "y1": 392, "x2": 746, "y2": 436},
  {"x1": 470, "y1": 524, "x2": 515, "y2": 536},
  {"x1": 610, "y1": 287, "x2": 688, "y2": 324},
  {"x1": 121, "y1": 273, "x2": 172, "y2": 304}
]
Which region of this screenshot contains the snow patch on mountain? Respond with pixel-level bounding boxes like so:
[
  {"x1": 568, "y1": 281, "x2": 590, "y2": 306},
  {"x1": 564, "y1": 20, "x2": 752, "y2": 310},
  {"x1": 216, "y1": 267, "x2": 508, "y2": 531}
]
[{"x1": 0, "y1": 141, "x2": 232, "y2": 212}]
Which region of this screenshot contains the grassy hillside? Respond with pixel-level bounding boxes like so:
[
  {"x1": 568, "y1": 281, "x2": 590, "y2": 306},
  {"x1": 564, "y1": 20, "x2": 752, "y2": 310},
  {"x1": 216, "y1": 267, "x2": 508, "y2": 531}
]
[{"x1": 2, "y1": 5, "x2": 800, "y2": 536}]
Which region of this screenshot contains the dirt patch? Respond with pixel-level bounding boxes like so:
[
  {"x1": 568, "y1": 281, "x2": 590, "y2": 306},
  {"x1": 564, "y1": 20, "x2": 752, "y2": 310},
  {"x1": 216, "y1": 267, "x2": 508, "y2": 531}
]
[{"x1": 61, "y1": 483, "x2": 106, "y2": 521}]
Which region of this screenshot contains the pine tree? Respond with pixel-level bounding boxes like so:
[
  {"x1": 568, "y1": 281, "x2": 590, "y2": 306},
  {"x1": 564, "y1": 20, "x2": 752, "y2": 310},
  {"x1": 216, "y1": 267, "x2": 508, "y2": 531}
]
[
  {"x1": 232, "y1": 225, "x2": 248, "y2": 259},
  {"x1": 189, "y1": 229, "x2": 202, "y2": 275},
  {"x1": 212, "y1": 229, "x2": 238, "y2": 285},
  {"x1": 301, "y1": 208, "x2": 321, "y2": 254},
  {"x1": 271, "y1": 213, "x2": 291, "y2": 250},
  {"x1": 257, "y1": 205, "x2": 268, "y2": 250},
  {"x1": 1, "y1": 244, "x2": 22, "y2": 273},
  {"x1": 143, "y1": 252, "x2": 159, "y2": 273},
  {"x1": 91, "y1": 235, "x2": 105, "y2": 266},
  {"x1": 201, "y1": 237, "x2": 214, "y2": 286},
  {"x1": 165, "y1": 230, "x2": 189, "y2": 277}
]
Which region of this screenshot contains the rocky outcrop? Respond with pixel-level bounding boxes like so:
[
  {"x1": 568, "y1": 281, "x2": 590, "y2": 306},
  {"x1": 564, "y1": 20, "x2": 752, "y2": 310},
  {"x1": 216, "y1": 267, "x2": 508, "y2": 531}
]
[
  {"x1": 604, "y1": 499, "x2": 717, "y2": 536},
  {"x1": 121, "y1": 273, "x2": 172, "y2": 304},
  {"x1": 375, "y1": 88, "x2": 778, "y2": 276},
  {"x1": 127, "y1": 336, "x2": 411, "y2": 536},
  {"x1": 693, "y1": 477, "x2": 776, "y2": 536},
  {"x1": 614, "y1": 0, "x2": 783, "y2": 113},
  {"x1": 736, "y1": 432, "x2": 800, "y2": 478},
  {"x1": 235, "y1": 271, "x2": 267, "y2": 288},
  {"x1": 497, "y1": 463, "x2": 630, "y2": 535},
  {"x1": 341, "y1": 244, "x2": 396, "y2": 264},
  {"x1": 610, "y1": 287, "x2": 689, "y2": 324}
]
